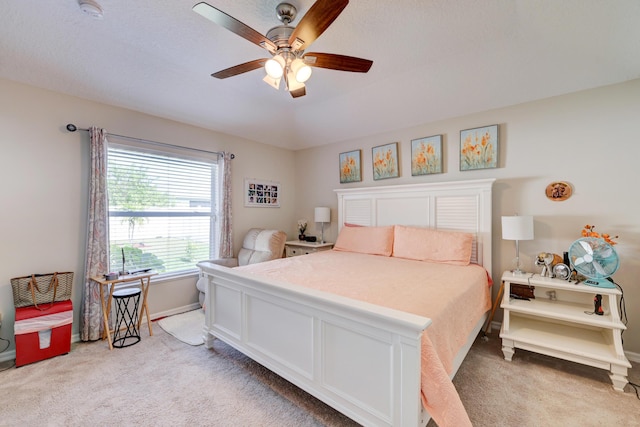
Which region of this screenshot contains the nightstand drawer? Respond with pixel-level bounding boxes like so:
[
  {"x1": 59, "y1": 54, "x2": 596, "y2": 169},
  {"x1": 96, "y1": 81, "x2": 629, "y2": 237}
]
[
  {"x1": 286, "y1": 246, "x2": 305, "y2": 257},
  {"x1": 285, "y1": 241, "x2": 334, "y2": 257}
]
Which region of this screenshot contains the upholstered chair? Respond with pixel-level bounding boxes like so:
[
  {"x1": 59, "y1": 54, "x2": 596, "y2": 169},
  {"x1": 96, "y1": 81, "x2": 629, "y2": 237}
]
[{"x1": 196, "y1": 228, "x2": 287, "y2": 306}]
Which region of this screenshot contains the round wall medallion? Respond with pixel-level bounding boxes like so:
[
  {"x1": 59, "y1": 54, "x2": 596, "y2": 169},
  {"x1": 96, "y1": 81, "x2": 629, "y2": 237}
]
[{"x1": 545, "y1": 181, "x2": 572, "y2": 201}]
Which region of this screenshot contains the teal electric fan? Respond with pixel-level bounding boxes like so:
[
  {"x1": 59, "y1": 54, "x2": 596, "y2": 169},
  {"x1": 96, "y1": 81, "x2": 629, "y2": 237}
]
[{"x1": 568, "y1": 237, "x2": 619, "y2": 289}]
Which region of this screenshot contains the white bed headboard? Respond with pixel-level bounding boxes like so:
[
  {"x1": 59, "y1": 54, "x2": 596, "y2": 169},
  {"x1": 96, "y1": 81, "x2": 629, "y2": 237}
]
[{"x1": 334, "y1": 179, "x2": 494, "y2": 272}]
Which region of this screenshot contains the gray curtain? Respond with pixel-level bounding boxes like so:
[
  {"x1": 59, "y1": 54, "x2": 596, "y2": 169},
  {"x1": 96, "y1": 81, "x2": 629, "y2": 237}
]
[
  {"x1": 80, "y1": 127, "x2": 109, "y2": 341},
  {"x1": 218, "y1": 152, "x2": 233, "y2": 258}
]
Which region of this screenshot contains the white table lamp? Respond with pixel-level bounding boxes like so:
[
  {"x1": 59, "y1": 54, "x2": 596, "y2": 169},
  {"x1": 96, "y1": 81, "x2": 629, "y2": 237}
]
[
  {"x1": 314, "y1": 207, "x2": 330, "y2": 244},
  {"x1": 502, "y1": 215, "x2": 534, "y2": 274}
]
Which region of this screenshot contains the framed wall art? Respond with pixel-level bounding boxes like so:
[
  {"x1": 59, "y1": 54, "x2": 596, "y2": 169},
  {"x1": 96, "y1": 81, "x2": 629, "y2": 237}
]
[
  {"x1": 372, "y1": 142, "x2": 399, "y2": 180},
  {"x1": 411, "y1": 135, "x2": 443, "y2": 176},
  {"x1": 460, "y1": 124, "x2": 498, "y2": 171},
  {"x1": 339, "y1": 149, "x2": 362, "y2": 183},
  {"x1": 244, "y1": 178, "x2": 280, "y2": 207}
]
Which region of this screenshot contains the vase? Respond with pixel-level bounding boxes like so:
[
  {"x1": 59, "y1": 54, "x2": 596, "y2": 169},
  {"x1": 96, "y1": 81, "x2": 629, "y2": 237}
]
[{"x1": 299, "y1": 234, "x2": 305, "y2": 241}]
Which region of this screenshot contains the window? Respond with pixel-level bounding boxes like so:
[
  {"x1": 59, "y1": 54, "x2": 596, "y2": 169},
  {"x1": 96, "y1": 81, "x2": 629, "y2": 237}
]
[{"x1": 107, "y1": 142, "x2": 219, "y2": 277}]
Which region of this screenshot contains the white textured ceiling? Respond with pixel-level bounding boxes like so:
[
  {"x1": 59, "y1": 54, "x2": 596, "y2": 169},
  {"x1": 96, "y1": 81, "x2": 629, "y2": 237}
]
[{"x1": 1, "y1": 0, "x2": 639, "y2": 150}]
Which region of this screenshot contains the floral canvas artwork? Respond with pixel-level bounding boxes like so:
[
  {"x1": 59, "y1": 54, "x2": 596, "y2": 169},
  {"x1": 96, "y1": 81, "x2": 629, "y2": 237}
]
[
  {"x1": 339, "y1": 150, "x2": 361, "y2": 183},
  {"x1": 411, "y1": 135, "x2": 442, "y2": 176},
  {"x1": 460, "y1": 125, "x2": 498, "y2": 171},
  {"x1": 372, "y1": 142, "x2": 399, "y2": 180}
]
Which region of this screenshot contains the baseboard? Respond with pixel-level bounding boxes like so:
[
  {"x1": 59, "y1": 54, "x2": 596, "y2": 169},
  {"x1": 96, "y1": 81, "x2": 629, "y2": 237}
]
[
  {"x1": 150, "y1": 303, "x2": 201, "y2": 321},
  {"x1": 627, "y1": 350, "x2": 640, "y2": 364},
  {"x1": 487, "y1": 321, "x2": 640, "y2": 363},
  {"x1": 0, "y1": 303, "x2": 202, "y2": 364},
  {"x1": 3, "y1": 314, "x2": 637, "y2": 365},
  {"x1": 0, "y1": 349, "x2": 15, "y2": 364}
]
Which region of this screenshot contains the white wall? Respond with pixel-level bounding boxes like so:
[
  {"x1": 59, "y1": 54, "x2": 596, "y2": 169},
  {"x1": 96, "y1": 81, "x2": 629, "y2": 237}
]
[
  {"x1": 2, "y1": 77, "x2": 638, "y2": 359},
  {"x1": 0, "y1": 79, "x2": 296, "y2": 353},
  {"x1": 294, "y1": 79, "x2": 640, "y2": 356}
]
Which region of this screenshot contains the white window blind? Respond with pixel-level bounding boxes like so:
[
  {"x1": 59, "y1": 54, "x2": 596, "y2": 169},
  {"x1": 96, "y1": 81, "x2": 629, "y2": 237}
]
[{"x1": 107, "y1": 144, "x2": 219, "y2": 277}]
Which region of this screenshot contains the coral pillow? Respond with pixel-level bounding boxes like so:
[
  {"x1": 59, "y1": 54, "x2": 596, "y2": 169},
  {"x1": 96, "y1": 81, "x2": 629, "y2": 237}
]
[
  {"x1": 333, "y1": 225, "x2": 394, "y2": 256},
  {"x1": 392, "y1": 225, "x2": 473, "y2": 265}
]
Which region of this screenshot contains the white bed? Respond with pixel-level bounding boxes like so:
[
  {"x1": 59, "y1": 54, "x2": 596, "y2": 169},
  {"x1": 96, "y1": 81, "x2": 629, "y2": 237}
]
[{"x1": 197, "y1": 179, "x2": 494, "y2": 426}]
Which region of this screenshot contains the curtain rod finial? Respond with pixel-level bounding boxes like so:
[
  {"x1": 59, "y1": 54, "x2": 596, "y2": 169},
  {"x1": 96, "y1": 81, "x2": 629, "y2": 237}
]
[{"x1": 66, "y1": 124, "x2": 77, "y2": 132}]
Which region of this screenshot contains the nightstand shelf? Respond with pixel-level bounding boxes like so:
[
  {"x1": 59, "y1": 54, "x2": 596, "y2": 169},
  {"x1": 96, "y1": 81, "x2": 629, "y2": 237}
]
[
  {"x1": 285, "y1": 241, "x2": 333, "y2": 257},
  {"x1": 505, "y1": 315, "x2": 622, "y2": 366},
  {"x1": 502, "y1": 298, "x2": 621, "y2": 328},
  {"x1": 499, "y1": 271, "x2": 630, "y2": 392}
]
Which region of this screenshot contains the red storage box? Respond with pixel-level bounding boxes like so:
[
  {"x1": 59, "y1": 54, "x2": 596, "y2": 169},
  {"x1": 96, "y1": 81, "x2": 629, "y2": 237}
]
[{"x1": 14, "y1": 300, "x2": 73, "y2": 367}]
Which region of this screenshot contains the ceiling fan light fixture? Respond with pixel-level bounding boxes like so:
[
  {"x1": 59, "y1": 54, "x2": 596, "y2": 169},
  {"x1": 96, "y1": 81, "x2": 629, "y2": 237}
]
[
  {"x1": 291, "y1": 58, "x2": 312, "y2": 83},
  {"x1": 194, "y1": 1, "x2": 373, "y2": 98},
  {"x1": 265, "y1": 55, "x2": 285, "y2": 79},
  {"x1": 286, "y1": 70, "x2": 305, "y2": 91},
  {"x1": 263, "y1": 74, "x2": 281, "y2": 90}
]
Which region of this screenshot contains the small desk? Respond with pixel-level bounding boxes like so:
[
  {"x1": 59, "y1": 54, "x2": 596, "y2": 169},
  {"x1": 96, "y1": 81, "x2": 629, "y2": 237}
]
[{"x1": 91, "y1": 272, "x2": 156, "y2": 350}]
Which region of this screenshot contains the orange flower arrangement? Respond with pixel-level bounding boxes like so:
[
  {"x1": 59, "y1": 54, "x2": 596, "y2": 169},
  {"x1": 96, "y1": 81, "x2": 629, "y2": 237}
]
[{"x1": 581, "y1": 224, "x2": 618, "y2": 245}]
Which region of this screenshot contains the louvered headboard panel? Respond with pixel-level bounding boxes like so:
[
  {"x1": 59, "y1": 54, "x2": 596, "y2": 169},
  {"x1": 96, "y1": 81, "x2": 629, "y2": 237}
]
[{"x1": 335, "y1": 179, "x2": 494, "y2": 270}]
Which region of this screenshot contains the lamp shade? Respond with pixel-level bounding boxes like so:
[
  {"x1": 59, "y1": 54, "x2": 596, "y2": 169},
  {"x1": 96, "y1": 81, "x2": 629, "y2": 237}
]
[
  {"x1": 291, "y1": 58, "x2": 312, "y2": 83},
  {"x1": 265, "y1": 55, "x2": 285, "y2": 79},
  {"x1": 502, "y1": 215, "x2": 534, "y2": 241},
  {"x1": 314, "y1": 207, "x2": 330, "y2": 223}
]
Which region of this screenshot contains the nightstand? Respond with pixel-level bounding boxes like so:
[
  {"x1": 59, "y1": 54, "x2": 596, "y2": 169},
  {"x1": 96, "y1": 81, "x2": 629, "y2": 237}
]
[
  {"x1": 499, "y1": 271, "x2": 630, "y2": 391},
  {"x1": 285, "y1": 240, "x2": 334, "y2": 257}
]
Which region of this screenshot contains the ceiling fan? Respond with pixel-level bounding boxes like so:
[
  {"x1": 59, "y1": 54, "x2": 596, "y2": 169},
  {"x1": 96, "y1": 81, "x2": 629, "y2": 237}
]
[{"x1": 193, "y1": 0, "x2": 373, "y2": 98}]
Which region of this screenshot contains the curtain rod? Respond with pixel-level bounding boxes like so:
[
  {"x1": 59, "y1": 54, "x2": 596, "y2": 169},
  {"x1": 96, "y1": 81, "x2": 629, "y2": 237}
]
[{"x1": 65, "y1": 124, "x2": 235, "y2": 159}]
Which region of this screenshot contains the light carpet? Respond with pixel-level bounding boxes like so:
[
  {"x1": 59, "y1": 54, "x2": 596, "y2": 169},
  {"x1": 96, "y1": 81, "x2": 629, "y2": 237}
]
[
  {"x1": 157, "y1": 309, "x2": 204, "y2": 346},
  {"x1": 1, "y1": 327, "x2": 638, "y2": 426}
]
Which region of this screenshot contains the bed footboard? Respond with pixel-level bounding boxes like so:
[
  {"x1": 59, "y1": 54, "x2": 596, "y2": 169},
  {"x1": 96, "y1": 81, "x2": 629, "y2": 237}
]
[{"x1": 198, "y1": 261, "x2": 432, "y2": 427}]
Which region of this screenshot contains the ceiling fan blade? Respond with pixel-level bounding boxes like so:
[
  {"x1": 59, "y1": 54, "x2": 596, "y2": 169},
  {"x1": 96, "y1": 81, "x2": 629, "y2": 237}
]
[
  {"x1": 211, "y1": 59, "x2": 266, "y2": 79},
  {"x1": 303, "y1": 52, "x2": 373, "y2": 73},
  {"x1": 288, "y1": 0, "x2": 349, "y2": 51},
  {"x1": 193, "y1": 2, "x2": 277, "y2": 53}
]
